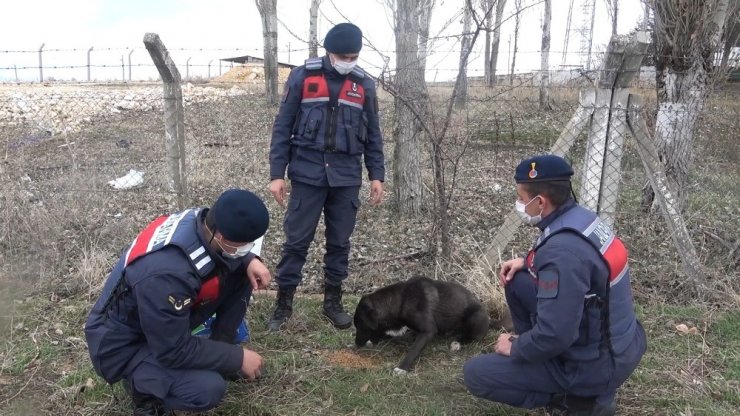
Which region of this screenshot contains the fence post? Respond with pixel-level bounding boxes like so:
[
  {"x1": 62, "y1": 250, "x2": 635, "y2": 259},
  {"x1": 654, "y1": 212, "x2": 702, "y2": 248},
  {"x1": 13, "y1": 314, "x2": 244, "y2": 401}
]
[
  {"x1": 128, "y1": 49, "x2": 134, "y2": 81},
  {"x1": 579, "y1": 32, "x2": 648, "y2": 226},
  {"x1": 87, "y1": 46, "x2": 94, "y2": 82},
  {"x1": 38, "y1": 43, "x2": 44, "y2": 82},
  {"x1": 186, "y1": 57, "x2": 191, "y2": 81},
  {"x1": 626, "y1": 95, "x2": 708, "y2": 292},
  {"x1": 143, "y1": 33, "x2": 189, "y2": 209},
  {"x1": 598, "y1": 32, "x2": 650, "y2": 226}
]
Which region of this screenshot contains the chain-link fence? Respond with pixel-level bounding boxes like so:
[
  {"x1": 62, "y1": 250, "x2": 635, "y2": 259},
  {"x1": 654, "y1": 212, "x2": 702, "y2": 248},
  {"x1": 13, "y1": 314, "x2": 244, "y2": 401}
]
[{"x1": 1, "y1": 43, "x2": 738, "y2": 309}]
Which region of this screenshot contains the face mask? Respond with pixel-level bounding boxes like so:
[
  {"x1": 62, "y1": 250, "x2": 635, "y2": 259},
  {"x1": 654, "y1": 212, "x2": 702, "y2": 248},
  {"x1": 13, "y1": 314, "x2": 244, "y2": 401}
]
[
  {"x1": 515, "y1": 196, "x2": 543, "y2": 226},
  {"x1": 332, "y1": 58, "x2": 357, "y2": 75},
  {"x1": 217, "y1": 239, "x2": 255, "y2": 259}
]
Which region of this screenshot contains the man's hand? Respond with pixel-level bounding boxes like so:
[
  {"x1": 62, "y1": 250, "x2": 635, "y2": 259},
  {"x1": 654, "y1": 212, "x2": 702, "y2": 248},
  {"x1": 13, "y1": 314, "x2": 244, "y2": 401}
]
[
  {"x1": 269, "y1": 179, "x2": 287, "y2": 207},
  {"x1": 240, "y1": 348, "x2": 264, "y2": 380},
  {"x1": 247, "y1": 259, "x2": 271, "y2": 290},
  {"x1": 494, "y1": 333, "x2": 515, "y2": 357},
  {"x1": 369, "y1": 180, "x2": 384, "y2": 206},
  {"x1": 499, "y1": 257, "x2": 525, "y2": 287}
]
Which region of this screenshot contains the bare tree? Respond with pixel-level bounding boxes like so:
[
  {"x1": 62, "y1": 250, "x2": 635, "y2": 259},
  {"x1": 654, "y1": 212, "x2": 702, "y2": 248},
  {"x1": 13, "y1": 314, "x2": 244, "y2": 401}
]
[
  {"x1": 393, "y1": 0, "x2": 428, "y2": 216},
  {"x1": 488, "y1": 0, "x2": 506, "y2": 86},
  {"x1": 255, "y1": 0, "x2": 279, "y2": 105},
  {"x1": 455, "y1": 1, "x2": 473, "y2": 109},
  {"x1": 604, "y1": 0, "x2": 620, "y2": 37},
  {"x1": 539, "y1": 0, "x2": 551, "y2": 110},
  {"x1": 483, "y1": 0, "x2": 494, "y2": 84},
  {"x1": 419, "y1": 0, "x2": 435, "y2": 71},
  {"x1": 641, "y1": 0, "x2": 732, "y2": 211},
  {"x1": 509, "y1": 0, "x2": 522, "y2": 85},
  {"x1": 309, "y1": 0, "x2": 322, "y2": 58}
]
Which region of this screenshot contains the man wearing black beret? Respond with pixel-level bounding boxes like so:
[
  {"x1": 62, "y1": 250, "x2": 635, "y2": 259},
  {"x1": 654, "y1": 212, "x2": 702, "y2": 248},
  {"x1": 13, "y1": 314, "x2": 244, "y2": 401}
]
[
  {"x1": 85, "y1": 189, "x2": 272, "y2": 415},
  {"x1": 463, "y1": 155, "x2": 646, "y2": 416},
  {"x1": 268, "y1": 22, "x2": 385, "y2": 331}
]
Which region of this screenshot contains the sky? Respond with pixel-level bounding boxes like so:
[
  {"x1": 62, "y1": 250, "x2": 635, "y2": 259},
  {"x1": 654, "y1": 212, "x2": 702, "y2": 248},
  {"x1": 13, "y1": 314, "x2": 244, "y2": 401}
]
[{"x1": 0, "y1": 0, "x2": 646, "y2": 82}]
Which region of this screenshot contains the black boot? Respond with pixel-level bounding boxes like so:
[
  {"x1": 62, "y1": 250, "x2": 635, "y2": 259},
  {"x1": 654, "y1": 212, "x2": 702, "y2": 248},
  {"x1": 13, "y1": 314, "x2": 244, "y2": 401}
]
[
  {"x1": 322, "y1": 284, "x2": 352, "y2": 329},
  {"x1": 546, "y1": 394, "x2": 616, "y2": 416},
  {"x1": 124, "y1": 379, "x2": 172, "y2": 416},
  {"x1": 268, "y1": 286, "x2": 295, "y2": 332}
]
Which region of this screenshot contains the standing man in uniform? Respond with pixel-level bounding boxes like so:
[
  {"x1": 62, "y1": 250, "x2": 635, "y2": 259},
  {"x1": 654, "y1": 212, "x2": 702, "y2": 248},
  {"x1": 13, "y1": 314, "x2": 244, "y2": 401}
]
[
  {"x1": 463, "y1": 155, "x2": 647, "y2": 416},
  {"x1": 267, "y1": 22, "x2": 385, "y2": 331},
  {"x1": 85, "y1": 189, "x2": 271, "y2": 415}
]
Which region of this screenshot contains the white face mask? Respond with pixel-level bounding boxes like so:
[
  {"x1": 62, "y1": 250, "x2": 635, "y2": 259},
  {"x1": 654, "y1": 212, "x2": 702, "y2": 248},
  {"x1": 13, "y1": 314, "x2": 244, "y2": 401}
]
[
  {"x1": 217, "y1": 239, "x2": 255, "y2": 259},
  {"x1": 515, "y1": 196, "x2": 543, "y2": 226},
  {"x1": 332, "y1": 58, "x2": 357, "y2": 75}
]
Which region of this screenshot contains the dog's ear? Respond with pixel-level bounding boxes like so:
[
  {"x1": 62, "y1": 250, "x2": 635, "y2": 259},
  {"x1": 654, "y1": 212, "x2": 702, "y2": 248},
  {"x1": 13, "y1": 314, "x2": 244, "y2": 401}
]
[{"x1": 358, "y1": 300, "x2": 379, "y2": 331}]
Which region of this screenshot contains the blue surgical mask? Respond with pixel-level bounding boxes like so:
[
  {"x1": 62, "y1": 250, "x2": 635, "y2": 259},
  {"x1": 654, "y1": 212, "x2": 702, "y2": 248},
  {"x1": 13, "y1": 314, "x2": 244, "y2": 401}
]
[{"x1": 515, "y1": 196, "x2": 543, "y2": 226}]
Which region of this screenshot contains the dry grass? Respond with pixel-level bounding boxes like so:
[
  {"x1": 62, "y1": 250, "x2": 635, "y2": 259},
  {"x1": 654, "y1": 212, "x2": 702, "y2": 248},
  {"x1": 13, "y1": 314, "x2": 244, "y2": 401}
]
[{"x1": 0, "y1": 81, "x2": 738, "y2": 414}]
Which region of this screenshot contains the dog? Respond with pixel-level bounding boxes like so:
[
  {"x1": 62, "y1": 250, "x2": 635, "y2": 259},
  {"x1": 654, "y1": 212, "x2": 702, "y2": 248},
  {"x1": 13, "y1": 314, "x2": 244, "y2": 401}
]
[{"x1": 353, "y1": 276, "x2": 490, "y2": 374}]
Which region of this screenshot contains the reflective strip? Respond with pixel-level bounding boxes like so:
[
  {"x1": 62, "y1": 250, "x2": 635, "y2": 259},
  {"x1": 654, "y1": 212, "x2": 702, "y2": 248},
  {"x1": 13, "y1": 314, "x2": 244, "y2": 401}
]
[
  {"x1": 301, "y1": 97, "x2": 330, "y2": 103},
  {"x1": 582, "y1": 217, "x2": 601, "y2": 237},
  {"x1": 195, "y1": 255, "x2": 212, "y2": 271},
  {"x1": 189, "y1": 246, "x2": 205, "y2": 260},
  {"x1": 600, "y1": 234, "x2": 615, "y2": 255},
  {"x1": 610, "y1": 263, "x2": 629, "y2": 287},
  {"x1": 338, "y1": 98, "x2": 363, "y2": 110}
]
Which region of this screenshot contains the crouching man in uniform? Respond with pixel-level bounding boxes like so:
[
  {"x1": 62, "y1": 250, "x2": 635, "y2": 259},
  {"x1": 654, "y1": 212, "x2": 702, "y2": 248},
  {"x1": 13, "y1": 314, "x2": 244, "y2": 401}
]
[
  {"x1": 85, "y1": 189, "x2": 272, "y2": 415},
  {"x1": 463, "y1": 155, "x2": 647, "y2": 416}
]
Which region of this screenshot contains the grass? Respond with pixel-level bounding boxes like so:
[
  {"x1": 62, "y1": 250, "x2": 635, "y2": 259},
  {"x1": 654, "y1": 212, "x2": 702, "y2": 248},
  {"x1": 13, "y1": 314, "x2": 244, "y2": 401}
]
[{"x1": 1, "y1": 293, "x2": 738, "y2": 416}]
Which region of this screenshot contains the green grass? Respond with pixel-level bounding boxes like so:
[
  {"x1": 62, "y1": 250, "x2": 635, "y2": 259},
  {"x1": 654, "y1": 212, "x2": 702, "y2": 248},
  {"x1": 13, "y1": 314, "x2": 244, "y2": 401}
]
[{"x1": 3, "y1": 293, "x2": 734, "y2": 415}]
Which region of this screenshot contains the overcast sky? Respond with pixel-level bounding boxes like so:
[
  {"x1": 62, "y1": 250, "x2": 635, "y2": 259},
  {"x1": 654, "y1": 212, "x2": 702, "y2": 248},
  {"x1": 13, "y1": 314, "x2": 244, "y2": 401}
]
[{"x1": 0, "y1": 0, "x2": 646, "y2": 82}]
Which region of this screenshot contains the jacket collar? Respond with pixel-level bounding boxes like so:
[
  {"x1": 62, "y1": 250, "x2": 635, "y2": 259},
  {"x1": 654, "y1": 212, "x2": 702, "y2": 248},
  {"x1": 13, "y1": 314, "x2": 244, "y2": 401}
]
[{"x1": 536, "y1": 198, "x2": 577, "y2": 231}]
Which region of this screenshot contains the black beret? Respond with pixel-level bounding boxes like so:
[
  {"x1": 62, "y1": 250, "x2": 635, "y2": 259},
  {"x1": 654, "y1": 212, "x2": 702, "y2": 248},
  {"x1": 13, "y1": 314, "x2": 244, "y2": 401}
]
[
  {"x1": 514, "y1": 154, "x2": 574, "y2": 183},
  {"x1": 211, "y1": 189, "x2": 269, "y2": 243},
  {"x1": 324, "y1": 23, "x2": 363, "y2": 54}
]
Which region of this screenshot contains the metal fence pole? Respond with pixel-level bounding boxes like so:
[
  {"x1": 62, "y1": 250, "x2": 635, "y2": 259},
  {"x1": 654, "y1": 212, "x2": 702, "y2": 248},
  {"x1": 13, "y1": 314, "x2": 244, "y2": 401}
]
[
  {"x1": 208, "y1": 60, "x2": 213, "y2": 79},
  {"x1": 121, "y1": 55, "x2": 125, "y2": 81},
  {"x1": 87, "y1": 46, "x2": 94, "y2": 82},
  {"x1": 186, "y1": 57, "x2": 191, "y2": 81},
  {"x1": 143, "y1": 33, "x2": 189, "y2": 209},
  {"x1": 38, "y1": 43, "x2": 44, "y2": 82},
  {"x1": 128, "y1": 49, "x2": 134, "y2": 81}
]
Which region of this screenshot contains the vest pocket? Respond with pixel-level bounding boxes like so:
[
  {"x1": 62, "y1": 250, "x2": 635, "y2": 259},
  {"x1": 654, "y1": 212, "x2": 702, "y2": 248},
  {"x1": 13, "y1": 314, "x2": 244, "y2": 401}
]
[
  {"x1": 341, "y1": 106, "x2": 366, "y2": 155},
  {"x1": 300, "y1": 107, "x2": 324, "y2": 141}
]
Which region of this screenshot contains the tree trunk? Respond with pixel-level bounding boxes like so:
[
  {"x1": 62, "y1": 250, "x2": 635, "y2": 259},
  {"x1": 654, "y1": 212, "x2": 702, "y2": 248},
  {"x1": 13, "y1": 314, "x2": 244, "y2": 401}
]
[
  {"x1": 510, "y1": 0, "x2": 521, "y2": 85},
  {"x1": 256, "y1": 0, "x2": 279, "y2": 105},
  {"x1": 483, "y1": 0, "x2": 494, "y2": 84},
  {"x1": 309, "y1": 0, "x2": 321, "y2": 59},
  {"x1": 488, "y1": 0, "x2": 506, "y2": 86},
  {"x1": 393, "y1": 0, "x2": 426, "y2": 216},
  {"x1": 612, "y1": 0, "x2": 619, "y2": 37},
  {"x1": 642, "y1": 0, "x2": 731, "y2": 212},
  {"x1": 539, "y1": 0, "x2": 551, "y2": 110},
  {"x1": 455, "y1": 1, "x2": 472, "y2": 109},
  {"x1": 419, "y1": 0, "x2": 434, "y2": 72}
]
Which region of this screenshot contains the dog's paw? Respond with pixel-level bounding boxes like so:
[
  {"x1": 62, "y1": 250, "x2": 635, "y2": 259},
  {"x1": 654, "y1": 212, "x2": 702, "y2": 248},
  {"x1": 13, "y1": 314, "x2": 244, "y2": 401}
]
[
  {"x1": 393, "y1": 367, "x2": 408, "y2": 376},
  {"x1": 450, "y1": 341, "x2": 461, "y2": 352}
]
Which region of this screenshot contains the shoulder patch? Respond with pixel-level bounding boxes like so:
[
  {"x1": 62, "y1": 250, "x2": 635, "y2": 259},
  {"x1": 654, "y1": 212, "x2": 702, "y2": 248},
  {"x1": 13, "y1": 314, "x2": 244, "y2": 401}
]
[
  {"x1": 168, "y1": 294, "x2": 192, "y2": 312},
  {"x1": 536, "y1": 270, "x2": 559, "y2": 299}
]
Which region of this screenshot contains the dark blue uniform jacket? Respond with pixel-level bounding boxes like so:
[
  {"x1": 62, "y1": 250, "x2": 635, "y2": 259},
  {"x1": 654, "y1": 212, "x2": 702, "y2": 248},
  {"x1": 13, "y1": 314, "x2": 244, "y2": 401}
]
[
  {"x1": 269, "y1": 55, "x2": 385, "y2": 187},
  {"x1": 85, "y1": 209, "x2": 255, "y2": 384},
  {"x1": 511, "y1": 200, "x2": 642, "y2": 366}
]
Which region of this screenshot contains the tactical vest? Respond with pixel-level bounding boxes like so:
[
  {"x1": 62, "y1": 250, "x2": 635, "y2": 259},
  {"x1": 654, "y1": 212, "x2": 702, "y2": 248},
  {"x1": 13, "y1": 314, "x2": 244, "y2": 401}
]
[
  {"x1": 290, "y1": 57, "x2": 369, "y2": 155},
  {"x1": 526, "y1": 205, "x2": 638, "y2": 358},
  {"x1": 90, "y1": 209, "x2": 222, "y2": 317}
]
